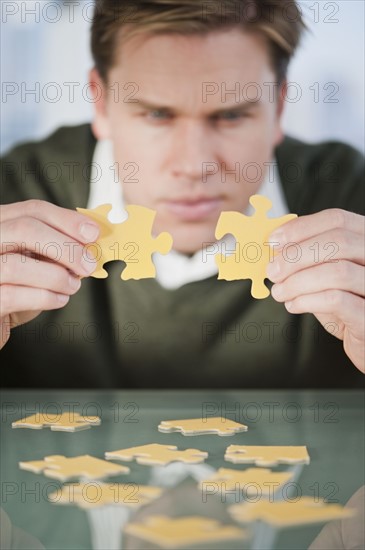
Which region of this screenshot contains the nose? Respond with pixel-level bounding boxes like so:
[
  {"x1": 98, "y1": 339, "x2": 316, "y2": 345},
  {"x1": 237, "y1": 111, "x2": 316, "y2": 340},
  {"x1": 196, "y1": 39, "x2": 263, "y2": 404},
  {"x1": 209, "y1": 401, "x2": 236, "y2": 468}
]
[{"x1": 169, "y1": 120, "x2": 214, "y2": 182}]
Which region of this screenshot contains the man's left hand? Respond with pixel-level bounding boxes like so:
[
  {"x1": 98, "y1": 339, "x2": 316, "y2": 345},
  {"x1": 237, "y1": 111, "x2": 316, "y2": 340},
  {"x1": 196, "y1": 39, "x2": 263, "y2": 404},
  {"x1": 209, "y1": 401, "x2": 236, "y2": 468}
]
[{"x1": 267, "y1": 209, "x2": 365, "y2": 373}]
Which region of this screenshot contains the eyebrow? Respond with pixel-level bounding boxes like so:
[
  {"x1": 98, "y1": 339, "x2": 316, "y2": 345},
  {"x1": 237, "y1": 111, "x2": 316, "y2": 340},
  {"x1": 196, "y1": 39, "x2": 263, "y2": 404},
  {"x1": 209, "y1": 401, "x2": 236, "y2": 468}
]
[{"x1": 126, "y1": 97, "x2": 261, "y2": 116}]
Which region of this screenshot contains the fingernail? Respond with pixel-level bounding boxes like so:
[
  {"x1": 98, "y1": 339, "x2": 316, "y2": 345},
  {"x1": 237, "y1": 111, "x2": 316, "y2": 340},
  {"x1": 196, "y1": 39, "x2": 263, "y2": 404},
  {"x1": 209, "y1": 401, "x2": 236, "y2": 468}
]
[
  {"x1": 69, "y1": 275, "x2": 81, "y2": 290},
  {"x1": 57, "y1": 294, "x2": 70, "y2": 305},
  {"x1": 272, "y1": 283, "x2": 283, "y2": 299},
  {"x1": 80, "y1": 223, "x2": 99, "y2": 242},
  {"x1": 267, "y1": 261, "x2": 280, "y2": 279},
  {"x1": 81, "y1": 255, "x2": 97, "y2": 275},
  {"x1": 269, "y1": 229, "x2": 285, "y2": 247}
]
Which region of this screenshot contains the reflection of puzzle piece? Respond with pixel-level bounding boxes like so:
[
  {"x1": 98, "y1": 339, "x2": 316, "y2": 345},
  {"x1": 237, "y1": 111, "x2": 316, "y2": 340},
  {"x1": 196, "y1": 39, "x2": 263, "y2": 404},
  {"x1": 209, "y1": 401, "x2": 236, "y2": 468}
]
[
  {"x1": 158, "y1": 417, "x2": 248, "y2": 436},
  {"x1": 19, "y1": 455, "x2": 130, "y2": 481},
  {"x1": 200, "y1": 467, "x2": 293, "y2": 495},
  {"x1": 12, "y1": 412, "x2": 100, "y2": 432},
  {"x1": 229, "y1": 497, "x2": 355, "y2": 527},
  {"x1": 215, "y1": 195, "x2": 297, "y2": 299},
  {"x1": 124, "y1": 515, "x2": 247, "y2": 548},
  {"x1": 49, "y1": 482, "x2": 163, "y2": 509},
  {"x1": 225, "y1": 445, "x2": 310, "y2": 467},
  {"x1": 76, "y1": 204, "x2": 173, "y2": 280},
  {"x1": 105, "y1": 443, "x2": 208, "y2": 466}
]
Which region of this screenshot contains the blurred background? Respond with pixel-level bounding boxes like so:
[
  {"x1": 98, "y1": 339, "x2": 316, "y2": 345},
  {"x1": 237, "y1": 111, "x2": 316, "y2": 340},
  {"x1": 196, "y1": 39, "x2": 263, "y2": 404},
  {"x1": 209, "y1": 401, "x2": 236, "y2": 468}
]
[{"x1": 1, "y1": 0, "x2": 364, "y2": 155}]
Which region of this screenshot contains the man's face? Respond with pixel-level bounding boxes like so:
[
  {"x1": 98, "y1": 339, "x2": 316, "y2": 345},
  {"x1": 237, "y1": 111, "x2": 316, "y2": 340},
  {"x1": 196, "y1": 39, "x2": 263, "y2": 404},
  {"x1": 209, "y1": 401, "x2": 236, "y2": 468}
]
[{"x1": 92, "y1": 29, "x2": 285, "y2": 254}]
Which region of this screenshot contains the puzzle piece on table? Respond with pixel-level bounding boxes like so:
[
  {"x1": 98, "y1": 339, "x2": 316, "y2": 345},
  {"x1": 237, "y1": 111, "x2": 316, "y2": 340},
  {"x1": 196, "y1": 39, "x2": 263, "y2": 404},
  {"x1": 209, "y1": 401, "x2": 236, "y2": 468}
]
[
  {"x1": 124, "y1": 515, "x2": 247, "y2": 548},
  {"x1": 19, "y1": 454, "x2": 130, "y2": 481},
  {"x1": 215, "y1": 195, "x2": 297, "y2": 299},
  {"x1": 158, "y1": 417, "x2": 248, "y2": 436},
  {"x1": 48, "y1": 482, "x2": 163, "y2": 509},
  {"x1": 225, "y1": 445, "x2": 310, "y2": 467},
  {"x1": 200, "y1": 467, "x2": 293, "y2": 495},
  {"x1": 12, "y1": 412, "x2": 101, "y2": 432},
  {"x1": 76, "y1": 204, "x2": 173, "y2": 280},
  {"x1": 105, "y1": 443, "x2": 208, "y2": 466},
  {"x1": 229, "y1": 497, "x2": 355, "y2": 527}
]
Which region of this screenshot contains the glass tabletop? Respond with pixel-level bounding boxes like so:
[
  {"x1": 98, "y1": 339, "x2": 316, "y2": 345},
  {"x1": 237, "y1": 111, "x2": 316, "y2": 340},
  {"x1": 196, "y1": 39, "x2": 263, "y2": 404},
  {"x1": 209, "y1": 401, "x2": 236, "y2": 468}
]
[{"x1": 1, "y1": 390, "x2": 364, "y2": 550}]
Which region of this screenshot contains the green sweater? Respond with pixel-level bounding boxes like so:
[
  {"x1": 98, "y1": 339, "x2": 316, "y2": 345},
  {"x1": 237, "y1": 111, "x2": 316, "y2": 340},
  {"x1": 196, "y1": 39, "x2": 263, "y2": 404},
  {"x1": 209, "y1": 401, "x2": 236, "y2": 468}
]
[{"x1": 1, "y1": 125, "x2": 364, "y2": 388}]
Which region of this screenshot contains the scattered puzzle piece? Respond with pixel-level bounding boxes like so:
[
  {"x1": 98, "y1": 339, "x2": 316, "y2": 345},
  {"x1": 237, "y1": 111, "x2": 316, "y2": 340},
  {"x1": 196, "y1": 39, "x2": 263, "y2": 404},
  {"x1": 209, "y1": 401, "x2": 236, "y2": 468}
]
[
  {"x1": 225, "y1": 445, "x2": 310, "y2": 467},
  {"x1": 200, "y1": 467, "x2": 293, "y2": 495},
  {"x1": 105, "y1": 443, "x2": 208, "y2": 466},
  {"x1": 124, "y1": 515, "x2": 247, "y2": 548},
  {"x1": 12, "y1": 412, "x2": 101, "y2": 432},
  {"x1": 19, "y1": 454, "x2": 130, "y2": 481},
  {"x1": 215, "y1": 195, "x2": 297, "y2": 298},
  {"x1": 48, "y1": 482, "x2": 163, "y2": 509},
  {"x1": 158, "y1": 417, "x2": 248, "y2": 436},
  {"x1": 76, "y1": 204, "x2": 173, "y2": 280},
  {"x1": 229, "y1": 497, "x2": 355, "y2": 527}
]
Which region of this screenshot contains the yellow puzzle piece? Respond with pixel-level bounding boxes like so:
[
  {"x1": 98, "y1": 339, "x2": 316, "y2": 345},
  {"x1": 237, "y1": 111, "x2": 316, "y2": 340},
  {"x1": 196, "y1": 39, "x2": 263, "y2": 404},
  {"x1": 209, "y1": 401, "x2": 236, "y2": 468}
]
[
  {"x1": 215, "y1": 195, "x2": 297, "y2": 298},
  {"x1": 229, "y1": 497, "x2": 355, "y2": 527},
  {"x1": 105, "y1": 443, "x2": 208, "y2": 466},
  {"x1": 225, "y1": 445, "x2": 310, "y2": 467},
  {"x1": 158, "y1": 417, "x2": 248, "y2": 436},
  {"x1": 200, "y1": 467, "x2": 293, "y2": 495},
  {"x1": 124, "y1": 515, "x2": 247, "y2": 548},
  {"x1": 12, "y1": 412, "x2": 100, "y2": 432},
  {"x1": 76, "y1": 204, "x2": 173, "y2": 279},
  {"x1": 19, "y1": 454, "x2": 130, "y2": 481},
  {"x1": 48, "y1": 482, "x2": 163, "y2": 509}
]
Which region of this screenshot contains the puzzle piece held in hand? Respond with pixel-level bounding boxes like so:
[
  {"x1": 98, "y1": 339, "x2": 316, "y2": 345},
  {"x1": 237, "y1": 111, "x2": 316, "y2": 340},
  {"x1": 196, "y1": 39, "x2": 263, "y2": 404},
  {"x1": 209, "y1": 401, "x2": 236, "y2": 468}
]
[
  {"x1": 215, "y1": 195, "x2": 297, "y2": 299},
  {"x1": 229, "y1": 497, "x2": 355, "y2": 527},
  {"x1": 158, "y1": 417, "x2": 248, "y2": 436},
  {"x1": 48, "y1": 482, "x2": 163, "y2": 509},
  {"x1": 12, "y1": 412, "x2": 101, "y2": 432},
  {"x1": 19, "y1": 454, "x2": 130, "y2": 481},
  {"x1": 225, "y1": 445, "x2": 310, "y2": 467},
  {"x1": 200, "y1": 467, "x2": 293, "y2": 495},
  {"x1": 105, "y1": 443, "x2": 208, "y2": 466},
  {"x1": 76, "y1": 204, "x2": 173, "y2": 280},
  {"x1": 124, "y1": 515, "x2": 247, "y2": 548}
]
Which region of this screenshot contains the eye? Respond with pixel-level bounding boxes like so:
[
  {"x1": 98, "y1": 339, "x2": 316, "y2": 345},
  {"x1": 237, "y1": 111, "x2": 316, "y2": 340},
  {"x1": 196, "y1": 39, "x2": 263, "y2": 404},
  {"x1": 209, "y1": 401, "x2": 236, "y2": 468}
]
[
  {"x1": 216, "y1": 111, "x2": 246, "y2": 121},
  {"x1": 146, "y1": 109, "x2": 172, "y2": 120}
]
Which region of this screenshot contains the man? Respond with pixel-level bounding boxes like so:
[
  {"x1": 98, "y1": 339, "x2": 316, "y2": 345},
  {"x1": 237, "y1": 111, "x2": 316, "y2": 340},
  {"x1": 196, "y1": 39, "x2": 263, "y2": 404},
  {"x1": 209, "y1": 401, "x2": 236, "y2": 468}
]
[{"x1": 1, "y1": 0, "x2": 364, "y2": 387}]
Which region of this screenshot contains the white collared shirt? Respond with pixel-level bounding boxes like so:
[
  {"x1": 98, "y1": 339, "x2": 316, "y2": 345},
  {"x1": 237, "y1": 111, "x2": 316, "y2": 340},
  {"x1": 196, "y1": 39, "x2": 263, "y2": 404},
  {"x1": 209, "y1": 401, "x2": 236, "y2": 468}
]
[{"x1": 87, "y1": 140, "x2": 289, "y2": 289}]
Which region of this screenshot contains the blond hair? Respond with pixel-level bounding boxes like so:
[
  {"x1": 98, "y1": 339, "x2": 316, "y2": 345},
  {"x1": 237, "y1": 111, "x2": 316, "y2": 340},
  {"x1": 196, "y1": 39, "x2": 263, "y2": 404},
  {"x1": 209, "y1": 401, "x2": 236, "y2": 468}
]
[{"x1": 91, "y1": 0, "x2": 306, "y2": 83}]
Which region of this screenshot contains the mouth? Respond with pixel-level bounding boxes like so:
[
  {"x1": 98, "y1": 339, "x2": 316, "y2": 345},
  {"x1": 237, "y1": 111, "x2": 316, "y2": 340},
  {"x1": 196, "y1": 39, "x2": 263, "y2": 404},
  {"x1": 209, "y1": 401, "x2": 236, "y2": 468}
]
[{"x1": 161, "y1": 197, "x2": 223, "y2": 221}]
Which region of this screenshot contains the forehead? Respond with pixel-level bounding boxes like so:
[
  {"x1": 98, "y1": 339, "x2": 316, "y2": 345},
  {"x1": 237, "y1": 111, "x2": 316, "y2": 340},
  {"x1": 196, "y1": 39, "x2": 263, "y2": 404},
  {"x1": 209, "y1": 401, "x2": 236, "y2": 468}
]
[{"x1": 110, "y1": 29, "x2": 274, "y2": 107}]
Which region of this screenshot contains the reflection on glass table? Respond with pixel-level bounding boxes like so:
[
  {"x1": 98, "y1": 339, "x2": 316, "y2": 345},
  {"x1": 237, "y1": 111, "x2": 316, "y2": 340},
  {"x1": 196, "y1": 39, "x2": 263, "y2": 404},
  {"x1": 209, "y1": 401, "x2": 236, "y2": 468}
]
[{"x1": 1, "y1": 390, "x2": 364, "y2": 549}]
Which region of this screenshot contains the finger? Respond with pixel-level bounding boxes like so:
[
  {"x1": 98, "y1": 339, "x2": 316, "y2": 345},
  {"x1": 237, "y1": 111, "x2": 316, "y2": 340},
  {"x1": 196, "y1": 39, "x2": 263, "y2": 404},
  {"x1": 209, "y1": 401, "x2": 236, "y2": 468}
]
[
  {"x1": 284, "y1": 292, "x2": 365, "y2": 374},
  {"x1": 0, "y1": 218, "x2": 97, "y2": 277},
  {"x1": 283, "y1": 289, "x2": 364, "y2": 331},
  {"x1": 267, "y1": 230, "x2": 365, "y2": 283},
  {"x1": 0, "y1": 200, "x2": 100, "y2": 244},
  {"x1": 271, "y1": 261, "x2": 365, "y2": 303},
  {"x1": 0, "y1": 254, "x2": 82, "y2": 295},
  {"x1": 269, "y1": 209, "x2": 364, "y2": 248},
  {"x1": 1, "y1": 285, "x2": 70, "y2": 317}
]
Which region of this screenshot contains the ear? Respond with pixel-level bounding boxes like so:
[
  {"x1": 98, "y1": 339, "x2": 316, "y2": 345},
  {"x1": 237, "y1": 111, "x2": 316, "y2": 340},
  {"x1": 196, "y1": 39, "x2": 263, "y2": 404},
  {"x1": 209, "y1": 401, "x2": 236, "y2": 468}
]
[
  {"x1": 273, "y1": 79, "x2": 287, "y2": 147},
  {"x1": 90, "y1": 68, "x2": 111, "y2": 140}
]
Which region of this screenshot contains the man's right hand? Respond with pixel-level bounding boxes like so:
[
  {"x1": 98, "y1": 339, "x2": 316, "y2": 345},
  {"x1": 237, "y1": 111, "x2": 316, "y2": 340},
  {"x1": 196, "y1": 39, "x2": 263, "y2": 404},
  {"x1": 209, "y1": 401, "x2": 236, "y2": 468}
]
[{"x1": 0, "y1": 200, "x2": 100, "y2": 349}]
